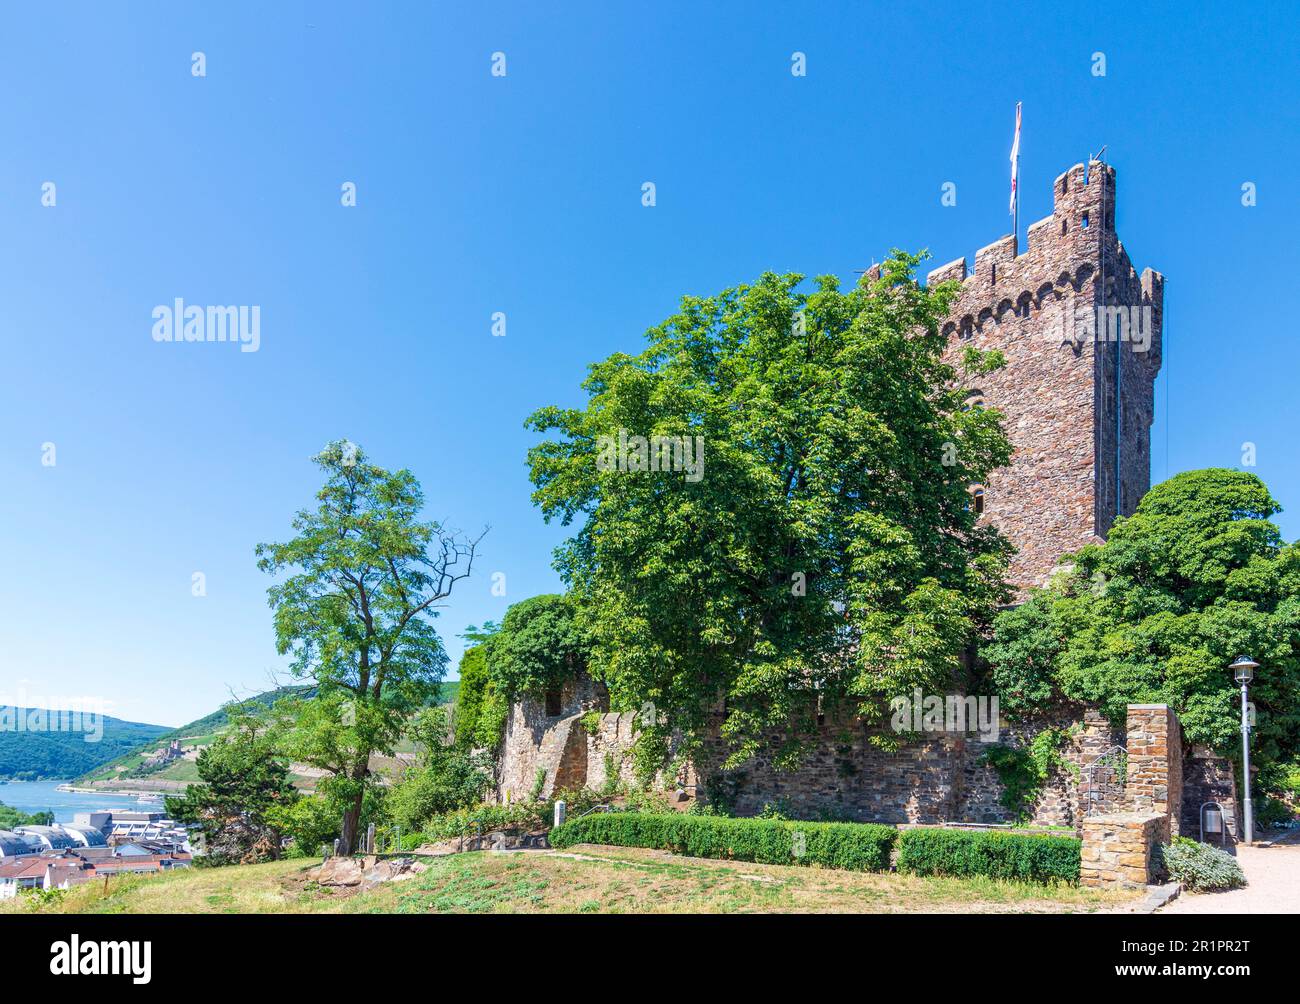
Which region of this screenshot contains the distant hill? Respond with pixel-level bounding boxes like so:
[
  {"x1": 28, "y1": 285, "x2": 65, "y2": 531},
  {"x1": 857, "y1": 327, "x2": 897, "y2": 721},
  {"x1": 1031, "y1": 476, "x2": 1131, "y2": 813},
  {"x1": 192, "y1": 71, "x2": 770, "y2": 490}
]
[
  {"x1": 157, "y1": 684, "x2": 318, "y2": 745},
  {"x1": 75, "y1": 685, "x2": 317, "y2": 785},
  {"x1": 0, "y1": 710, "x2": 168, "y2": 781},
  {"x1": 68, "y1": 678, "x2": 462, "y2": 789}
]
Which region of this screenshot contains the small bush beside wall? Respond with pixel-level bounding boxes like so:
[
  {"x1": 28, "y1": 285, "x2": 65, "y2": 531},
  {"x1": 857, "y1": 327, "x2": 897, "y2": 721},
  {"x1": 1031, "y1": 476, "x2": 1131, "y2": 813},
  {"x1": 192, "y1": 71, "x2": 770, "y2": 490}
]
[
  {"x1": 549, "y1": 812, "x2": 896, "y2": 872},
  {"x1": 897, "y1": 827, "x2": 1081, "y2": 884},
  {"x1": 1158, "y1": 838, "x2": 1246, "y2": 892}
]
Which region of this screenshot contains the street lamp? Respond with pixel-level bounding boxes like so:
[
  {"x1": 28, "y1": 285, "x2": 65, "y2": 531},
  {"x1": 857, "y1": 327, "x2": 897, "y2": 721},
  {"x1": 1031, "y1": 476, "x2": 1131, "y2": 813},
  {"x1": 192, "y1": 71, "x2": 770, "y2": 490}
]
[{"x1": 1230, "y1": 655, "x2": 1259, "y2": 844}]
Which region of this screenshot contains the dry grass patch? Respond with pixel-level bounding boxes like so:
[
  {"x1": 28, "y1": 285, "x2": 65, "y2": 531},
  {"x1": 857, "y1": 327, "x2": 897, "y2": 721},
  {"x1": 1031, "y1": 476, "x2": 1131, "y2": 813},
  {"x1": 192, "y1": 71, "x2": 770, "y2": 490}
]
[
  {"x1": 2, "y1": 845, "x2": 1141, "y2": 915},
  {"x1": 0, "y1": 858, "x2": 319, "y2": 915}
]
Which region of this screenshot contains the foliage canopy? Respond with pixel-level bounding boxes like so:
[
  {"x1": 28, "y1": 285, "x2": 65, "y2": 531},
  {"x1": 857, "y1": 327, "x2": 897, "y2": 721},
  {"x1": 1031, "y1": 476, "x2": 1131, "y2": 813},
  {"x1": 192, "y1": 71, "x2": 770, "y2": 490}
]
[
  {"x1": 984, "y1": 469, "x2": 1300, "y2": 768},
  {"x1": 526, "y1": 253, "x2": 1013, "y2": 764}
]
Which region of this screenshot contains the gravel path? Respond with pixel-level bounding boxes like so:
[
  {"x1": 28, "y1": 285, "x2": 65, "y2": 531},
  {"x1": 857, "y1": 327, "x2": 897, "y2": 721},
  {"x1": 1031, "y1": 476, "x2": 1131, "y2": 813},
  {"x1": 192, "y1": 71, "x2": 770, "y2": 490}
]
[{"x1": 1161, "y1": 836, "x2": 1300, "y2": 914}]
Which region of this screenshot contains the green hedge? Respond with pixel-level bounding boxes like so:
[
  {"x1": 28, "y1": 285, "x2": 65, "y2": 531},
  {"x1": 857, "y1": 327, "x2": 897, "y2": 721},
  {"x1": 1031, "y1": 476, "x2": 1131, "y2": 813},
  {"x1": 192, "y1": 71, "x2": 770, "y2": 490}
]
[
  {"x1": 897, "y1": 827, "x2": 1080, "y2": 884},
  {"x1": 548, "y1": 812, "x2": 895, "y2": 872}
]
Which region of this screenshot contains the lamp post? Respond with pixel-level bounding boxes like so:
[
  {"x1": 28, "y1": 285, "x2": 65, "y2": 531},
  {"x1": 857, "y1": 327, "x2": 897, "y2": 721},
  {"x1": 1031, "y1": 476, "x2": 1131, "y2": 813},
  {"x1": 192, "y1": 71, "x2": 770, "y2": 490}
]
[{"x1": 1230, "y1": 655, "x2": 1259, "y2": 845}]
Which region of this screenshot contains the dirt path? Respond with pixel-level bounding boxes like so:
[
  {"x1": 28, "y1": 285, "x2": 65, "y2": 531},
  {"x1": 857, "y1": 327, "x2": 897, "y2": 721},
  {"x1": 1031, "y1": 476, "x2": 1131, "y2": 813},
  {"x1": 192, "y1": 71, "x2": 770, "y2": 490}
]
[{"x1": 1161, "y1": 837, "x2": 1300, "y2": 914}]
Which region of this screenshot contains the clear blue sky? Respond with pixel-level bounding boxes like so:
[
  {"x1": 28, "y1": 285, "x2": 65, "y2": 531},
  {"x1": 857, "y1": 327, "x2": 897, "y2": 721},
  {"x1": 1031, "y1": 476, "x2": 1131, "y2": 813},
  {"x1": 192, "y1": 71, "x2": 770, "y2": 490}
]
[{"x1": 1, "y1": 2, "x2": 1297, "y2": 728}]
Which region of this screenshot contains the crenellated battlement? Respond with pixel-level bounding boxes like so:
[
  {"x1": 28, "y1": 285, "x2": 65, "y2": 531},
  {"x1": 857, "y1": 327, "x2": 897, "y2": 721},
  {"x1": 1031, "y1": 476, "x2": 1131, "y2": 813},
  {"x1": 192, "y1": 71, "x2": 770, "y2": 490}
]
[
  {"x1": 919, "y1": 161, "x2": 1119, "y2": 302},
  {"x1": 903, "y1": 161, "x2": 1164, "y2": 371}
]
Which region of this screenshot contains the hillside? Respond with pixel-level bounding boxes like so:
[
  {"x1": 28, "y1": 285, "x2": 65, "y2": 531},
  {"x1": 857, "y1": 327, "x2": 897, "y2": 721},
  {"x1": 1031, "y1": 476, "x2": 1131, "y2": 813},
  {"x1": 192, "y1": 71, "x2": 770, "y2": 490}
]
[
  {"x1": 155, "y1": 684, "x2": 318, "y2": 746},
  {"x1": 0, "y1": 711, "x2": 168, "y2": 781},
  {"x1": 54, "y1": 678, "x2": 460, "y2": 791},
  {"x1": 74, "y1": 685, "x2": 316, "y2": 786}
]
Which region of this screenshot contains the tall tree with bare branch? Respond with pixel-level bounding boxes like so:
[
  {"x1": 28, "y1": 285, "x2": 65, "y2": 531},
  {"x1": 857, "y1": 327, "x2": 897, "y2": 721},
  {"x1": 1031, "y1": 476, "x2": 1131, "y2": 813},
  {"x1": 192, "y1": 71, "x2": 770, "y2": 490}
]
[{"x1": 256, "y1": 441, "x2": 485, "y2": 853}]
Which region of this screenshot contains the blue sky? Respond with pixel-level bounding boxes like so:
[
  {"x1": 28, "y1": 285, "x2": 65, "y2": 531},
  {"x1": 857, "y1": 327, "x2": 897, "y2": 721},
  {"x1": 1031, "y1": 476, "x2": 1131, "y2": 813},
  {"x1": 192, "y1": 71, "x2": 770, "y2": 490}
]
[{"x1": 1, "y1": 1, "x2": 1297, "y2": 727}]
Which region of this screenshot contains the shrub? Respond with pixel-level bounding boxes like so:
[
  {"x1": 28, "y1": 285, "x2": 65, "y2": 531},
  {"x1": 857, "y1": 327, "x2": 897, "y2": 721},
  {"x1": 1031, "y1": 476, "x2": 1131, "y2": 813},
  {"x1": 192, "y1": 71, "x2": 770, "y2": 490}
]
[
  {"x1": 387, "y1": 750, "x2": 491, "y2": 831},
  {"x1": 897, "y1": 827, "x2": 1080, "y2": 884},
  {"x1": 1254, "y1": 795, "x2": 1294, "y2": 829},
  {"x1": 548, "y1": 812, "x2": 895, "y2": 872},
  {"x1": 267, "y1": 794, "x2": 339, "y2": 857},
  {"x1": 385, "y1": 707, "x2": 492, "y2": 831},
  {"x1": 1280, "y1": 762, "x2": 1300, "y2": 801},
  {"x1": 1157, "y1": 837, "x2": 1246, "y2": 892},
  {"x1": 407, "y1": 802, "x2": 549, "y2": 846}
]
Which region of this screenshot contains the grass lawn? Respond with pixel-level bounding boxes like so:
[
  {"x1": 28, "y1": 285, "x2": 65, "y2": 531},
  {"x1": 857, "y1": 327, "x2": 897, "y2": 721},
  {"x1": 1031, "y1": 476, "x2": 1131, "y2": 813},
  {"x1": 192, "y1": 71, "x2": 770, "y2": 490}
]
[{"x1": 2, "y1": 845, "x2": 1141, "y2": 915}]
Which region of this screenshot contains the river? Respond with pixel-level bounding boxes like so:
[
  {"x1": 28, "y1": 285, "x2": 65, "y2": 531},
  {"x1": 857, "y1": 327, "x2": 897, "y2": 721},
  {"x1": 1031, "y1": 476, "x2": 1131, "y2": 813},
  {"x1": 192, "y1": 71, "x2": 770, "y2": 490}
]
[{"x1": 0, "y1": 779, "x2": 169, "y2": 822}]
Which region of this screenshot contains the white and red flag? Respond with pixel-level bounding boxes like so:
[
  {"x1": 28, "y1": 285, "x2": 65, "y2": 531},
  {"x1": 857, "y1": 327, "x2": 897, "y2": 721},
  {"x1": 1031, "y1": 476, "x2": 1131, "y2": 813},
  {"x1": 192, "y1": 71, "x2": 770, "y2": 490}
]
[{"x1": 1009, "y1": 102, "x2": 1022, "y2": 216}]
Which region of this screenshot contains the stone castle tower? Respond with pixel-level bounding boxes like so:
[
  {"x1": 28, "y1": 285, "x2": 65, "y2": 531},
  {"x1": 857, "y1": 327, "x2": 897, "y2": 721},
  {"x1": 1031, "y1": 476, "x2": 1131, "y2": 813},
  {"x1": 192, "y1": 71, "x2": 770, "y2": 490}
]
[{"x1": 899, "y1": 161, "x2": 1163, "y2": 589}]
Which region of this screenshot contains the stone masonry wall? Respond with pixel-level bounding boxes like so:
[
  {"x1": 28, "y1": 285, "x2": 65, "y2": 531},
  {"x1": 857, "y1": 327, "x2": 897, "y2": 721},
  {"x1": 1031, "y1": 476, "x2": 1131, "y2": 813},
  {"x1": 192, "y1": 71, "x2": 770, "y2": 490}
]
[
  {"x1": 496, "y1": 688, "x2": 676, "y2": 803},
  {"x1": 495, "y1": 674, "x2": 606, "y2": 802},
  {"x1": 495, "y1": 673, "x2": 1227, "y2": 861},
  {"x1": 1080, "y1": 812, "x2": 1168, "y2": 888},
  {"x1": 582, "y1": 711, "x2": 641, "y2": 791},
  {"x1": 495, "y1": 665, "x2": 1140, "y2": 829},
  {"x1": 691, "y1": 705, "x2": 1121, "y2": 828},
  {"x1": 1181, "y1": 747, "x2": 1240, "y2": 842},
  {"x1": 1079, "y1": 705, "x2": 1208, "y2": 887},
  {"x1": 1077, "y1": 709, "x2": 1127, "y2": 816},
  {"x1": 693, "y1": 710, "x2": 995, "y2": 824}
]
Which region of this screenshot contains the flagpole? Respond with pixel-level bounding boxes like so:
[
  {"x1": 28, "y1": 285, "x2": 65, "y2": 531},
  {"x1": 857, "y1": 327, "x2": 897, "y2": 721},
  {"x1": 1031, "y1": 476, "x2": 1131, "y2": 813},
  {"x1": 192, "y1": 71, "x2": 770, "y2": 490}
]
[{"x1": 1011, "y1": 102, "x2": 1021, "y2": 247}]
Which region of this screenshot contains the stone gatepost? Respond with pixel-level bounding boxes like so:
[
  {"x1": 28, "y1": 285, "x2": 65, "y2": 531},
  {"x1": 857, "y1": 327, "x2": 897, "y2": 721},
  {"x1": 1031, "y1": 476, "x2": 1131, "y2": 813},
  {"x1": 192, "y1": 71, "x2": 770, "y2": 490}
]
[
  {"x1": 1079, "y1": 704, "x2": 1185, "y2": 887},
  {"x1": 1124, "y1": 704, "x2": 1183, "y2": 836}
]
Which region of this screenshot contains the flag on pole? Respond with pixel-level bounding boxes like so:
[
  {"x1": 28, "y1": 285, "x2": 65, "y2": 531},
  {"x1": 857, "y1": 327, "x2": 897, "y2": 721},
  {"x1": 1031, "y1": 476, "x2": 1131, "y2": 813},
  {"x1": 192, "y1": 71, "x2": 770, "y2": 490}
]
[{"x1": 1009, "y1": 102, "x2": 1022, "y2": 216}]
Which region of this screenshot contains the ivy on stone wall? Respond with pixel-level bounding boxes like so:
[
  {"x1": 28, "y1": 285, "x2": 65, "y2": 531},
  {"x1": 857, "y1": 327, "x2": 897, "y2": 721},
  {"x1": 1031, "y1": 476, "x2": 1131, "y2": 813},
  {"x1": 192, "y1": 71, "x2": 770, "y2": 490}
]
[{"x1": 981, "y1": 727, "x2": 1073, "y2": 823}]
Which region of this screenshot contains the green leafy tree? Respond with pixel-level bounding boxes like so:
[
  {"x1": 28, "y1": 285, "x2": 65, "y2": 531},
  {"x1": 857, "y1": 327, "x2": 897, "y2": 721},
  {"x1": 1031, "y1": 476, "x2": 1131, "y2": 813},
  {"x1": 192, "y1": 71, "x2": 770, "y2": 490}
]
[
  {"x1": 265, "y1": 794, "x2": 339, "y2": 858},
  {"x1": 0, "y1": 803, "x2": 53, "y2": 828},
  {"x1": 256, "y1": 442, "x2": 485, "y2": 853},
  {"x1": 984, "y1": 469, "x2": 1300, "y2": 769},
  {"x1": 165, "y1": 709, "x2": 298, "y2": 865},
  {"x1": 455, "y1": 597, "x2": 588, "y2": 751},
  {"x1": 460, "y1": 621, "x2": 500, "y2": 646},
  {"x1": 526, "y1": 253, "x2": 1012, "y2": 766},
  {"x1": 453, "y1": 635, "x2": 509, "y2": 750},
  {"x1": 488, "y1": 594, "x2": 591, "y2": 697},
  {"x1": 387, "y1": 707, "x2": 491, "y2": 830}
]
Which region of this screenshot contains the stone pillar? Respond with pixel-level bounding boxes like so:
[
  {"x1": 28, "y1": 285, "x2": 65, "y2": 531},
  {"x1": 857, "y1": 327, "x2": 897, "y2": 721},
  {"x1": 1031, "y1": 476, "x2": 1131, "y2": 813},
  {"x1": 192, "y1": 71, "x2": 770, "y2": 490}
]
[
  {"x1": 1080, "y1": 812, "x2": 1168, "y2": 888},
  {"x1": 1125, "y1": 704, "x2": 1183, "y2": 836}
]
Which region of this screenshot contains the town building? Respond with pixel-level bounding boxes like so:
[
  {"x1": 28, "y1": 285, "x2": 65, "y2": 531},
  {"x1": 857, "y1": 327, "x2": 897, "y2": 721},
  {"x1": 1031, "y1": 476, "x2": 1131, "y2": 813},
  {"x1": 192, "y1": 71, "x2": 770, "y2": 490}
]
[
  {"x1": 0, "y1": 839, "x2": 192, "y2": 899},
  {"x1": 0, "y1": 811, "x2": 188, "y2": 859}
]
